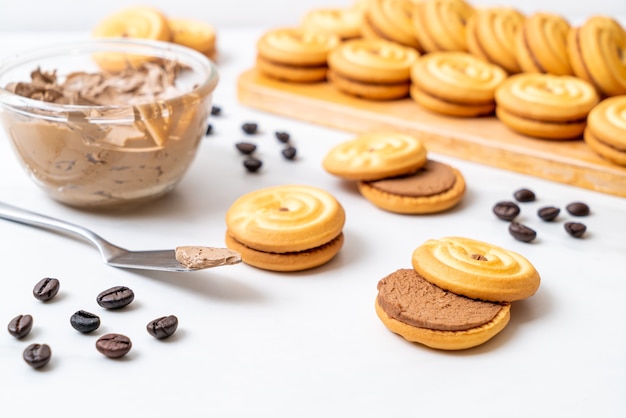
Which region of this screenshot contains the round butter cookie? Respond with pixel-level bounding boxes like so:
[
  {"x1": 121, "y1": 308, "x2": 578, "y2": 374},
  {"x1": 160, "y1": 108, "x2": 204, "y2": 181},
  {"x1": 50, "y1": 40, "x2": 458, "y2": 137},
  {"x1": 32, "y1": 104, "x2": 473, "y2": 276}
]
[
  {"x1": 412, "y1": 236, "x2": 541, "y2": 302},
  {"x1": 410, "y1": 52, "x2": 507, "y2": 117},
  {"x1": 168, "y1": 17, "x2": 217, "y2": 59},
  {"x1": 357, "y1": 160, "x2": 466, "y2": 214},
  {"x1": 375, "y1": 269, "x2": 511, "y2": 350},
  {"x1": 495, "y1": 73, "x2": 600, "y2": 140},
  {"x1": 225, "y1": 185, "x2": 345, "y2": 272},
  {"x1": 413, "y1": 0, "x2": 475, "y2": 53},
  {"x1": 256, "y1": 27, "x2": 341, "y2": 83},
  {"x1": 566, "y1": 16, "x2": 626, "y2": 97},
  {"x1": 465, "y1": 7, "x2": 525, "y2": 74},
  {"x1": 362, "y1": 0, "x2": 422, "y2": 51},
  {"x1": 514, "y1": 12, "x2": 574, "y2": 76},
  {"x1": 327, "y1": 38, "x2": 419, "y2": 100},
  {"x1": 301, "y1": 8, "x2": 363, "y2": 40},
  {"x1": 322, "y1": 131, "x2": 427, "y2": 180},
  {"x1": 584, "y1": 96, "x2": 626, "y2": 166}
]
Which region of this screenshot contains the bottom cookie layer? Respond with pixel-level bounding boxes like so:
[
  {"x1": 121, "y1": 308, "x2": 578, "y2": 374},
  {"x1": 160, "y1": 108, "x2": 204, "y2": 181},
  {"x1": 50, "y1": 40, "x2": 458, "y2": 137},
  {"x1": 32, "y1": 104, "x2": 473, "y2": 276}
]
[{"x1": 496, "y1": 106, "x2": 586, "y2": 140}]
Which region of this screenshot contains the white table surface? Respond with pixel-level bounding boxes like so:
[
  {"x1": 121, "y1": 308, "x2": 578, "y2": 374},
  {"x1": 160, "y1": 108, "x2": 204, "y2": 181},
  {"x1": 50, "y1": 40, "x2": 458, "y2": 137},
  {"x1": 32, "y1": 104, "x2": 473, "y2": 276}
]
[{"x1": 0, "y1": 26, "x2": 625, "y2": 418}]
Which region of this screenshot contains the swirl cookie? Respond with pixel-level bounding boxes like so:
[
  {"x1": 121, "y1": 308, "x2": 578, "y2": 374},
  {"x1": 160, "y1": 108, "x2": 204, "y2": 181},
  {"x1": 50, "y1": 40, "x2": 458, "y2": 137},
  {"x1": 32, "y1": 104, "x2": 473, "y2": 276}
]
[
  {"x1": 584, "y1": 96, "x2": 626, "y2": 166},
  {"x1": 412, "y1": 237, "x2": 541, "y2": 302},
  {"x1": 413, "y1": 0, "x2": 475, "y2": 53},
  {"x1": 358, "y1": 160, "x2": 466, "y2": 214},
  {"x1": 514, "y1": 13, "x2": 573, "y2": 76},
  {"x1": 410, "y1": 52, "x2": 508, "y2": 117},
  {"x1": 327, "y1": 38, "x2": 419, "y2": 100},
  {"x1": 301, "y1": 7, "x2": 363, "y2": 40},
  {"x1": 362, "y1": 0, "x2": 422, "y2": 51},
  {"x1": 567, "y1": 16, "x2": 626, "y2": 97},
  {"x1": 168, "y1": 17, "x2": 217, "y2": 59},
  {"x1": 375, "y1": 269, "x2": 511, "y2": 350},
  {"x1": 465, "y1": 7, "x2": 525, "y2": 74},
  {"x1": 225, "y1": 185, "x2": 345, "y2": 272},
  {"x1": 495, "y1": 73, "x2": 600, "y2": 140},
  {"x1": 256, "y1": 27, "x2": 340, "y2": 83},
  {"x1": 322, "y1": 131, "x2": 427, "y2": 180}
]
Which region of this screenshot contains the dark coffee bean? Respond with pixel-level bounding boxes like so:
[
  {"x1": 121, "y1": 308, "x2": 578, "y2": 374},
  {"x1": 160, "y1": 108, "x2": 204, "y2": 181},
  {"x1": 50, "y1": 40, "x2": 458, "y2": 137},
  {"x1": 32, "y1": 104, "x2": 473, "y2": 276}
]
[
  {"x1": 493, "y1": 201, "x2": 520, "y2": 221},
  {"x1": 235, "y1": 142, "x2": 257, "y2": 155},
  {"x1": 210, "y1": 105, "x2": 221, "y2": 116},
  {"x1": 70, "y1": 310, "x2": 101, "y2": 334},
  {"x1": 565, "y1": 222, "x2": 587, "y2": 238},
  {"x1": 513, "y1": 188, "x2": 536, "y2": 202},
  {"x1": 8, "y1": 314, "x2": 33, "y2": 339},
  {"x1": 241, "y1": 122, "x2": 258, "y2": 135},
  {"x1": 96, "y1": 286, "x2": 134, "y2": 309},
  {"x1": 243, "y1": 157, "x2": 263, "y2": 173},
  {"x1": 147, "y1": 315, "x2": 179, "y2": 339},
  {"x1": 508, "y1": 221, "x2": 537, "y2": 242},
  {"x1": 281, "y1": 146, "x2": 297, "y2": 160},
  {"x1": 205, "y1": 124, "x2": 213, "y2": 135},
  {"x1": 275, "y1": 131, "x2": 290, "y2": 143},
  {"x1": 33, "y1": 277, "x2": 60, "y2": 301},
  {"x1": 566, "y1": 202, "x2": 590, "y2": 216},
  {"x1": 96, "y1": 333, "x2": 132, "y2": 358},
  {"x1": 23, "y1": 343, "x2": 51, "y2": 369},
  {"x1": 538, "y1": 206, "x2": 560, "y2": 221}
]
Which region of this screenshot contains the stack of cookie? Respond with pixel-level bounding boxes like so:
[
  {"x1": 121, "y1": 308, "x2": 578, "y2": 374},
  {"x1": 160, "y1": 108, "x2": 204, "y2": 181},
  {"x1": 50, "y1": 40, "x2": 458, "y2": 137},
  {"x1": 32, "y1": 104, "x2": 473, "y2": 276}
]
[
  {"x1": 375, "y1": 236, "x2": 541, "y2": 350},
  {"x1": 322, "y1": 131, "x2": 466, "y2": 214}
]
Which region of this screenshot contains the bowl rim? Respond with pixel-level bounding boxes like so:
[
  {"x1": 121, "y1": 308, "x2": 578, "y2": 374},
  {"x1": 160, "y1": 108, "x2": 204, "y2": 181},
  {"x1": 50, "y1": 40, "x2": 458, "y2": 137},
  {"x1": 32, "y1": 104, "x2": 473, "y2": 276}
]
[{"x1": 0, "y1": 37, "x2": 219, "y2": 116}]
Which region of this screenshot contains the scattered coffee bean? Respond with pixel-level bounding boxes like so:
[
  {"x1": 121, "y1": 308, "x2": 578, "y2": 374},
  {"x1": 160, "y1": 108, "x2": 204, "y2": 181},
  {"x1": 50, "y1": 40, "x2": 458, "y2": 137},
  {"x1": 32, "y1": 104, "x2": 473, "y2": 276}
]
[
  {"x1": 281, "y1": 146, "x2": 297, "y2": 160},
  {"x1": 509, "y1": 221, "x2": 537, "y2": 242},
  {"x1": 23, "y1": 343, "x2": 51, "y2": 369},
  {"x1": 565, "y1": 222, "x2": 587, "y2": 238},
  {"x1": 8, "y1": 314, "x2": 33, "y2": 339},
  {"x1": 514, "y1": 188, "x2": 536, "y2": 202},
  {"x1": 33, "y1": 277, "x2": 60, "y2": 301},
  {"x1": 566, "y1": 202, "x2": 590, "y2": 217},
  {"x1": 147, "y1": 315, "x2": 179, "y2": 339},
  {"x1": 537, "y1": 206, "x2": 560, "y2": 221},
  {"x1": 205, "y1": 124, "x2": 213, "y2": 135},
  {"x1": 275, "y1": 131, "x2": 291, "y2": 143},
  {"x1": 210, "y1": 105, "x2": 221, "y2": 116},
  {"x1": 96, "y1": 333, "x2": 132, "y2": 359},
  {"x1": 96, "y1": 286, "x2": 134, "y2": 309},
  {"x1": 235, "y1": 142, "x2": 257, "y2": 155},
  {"x1": 243, "y1": 157, "x2": 263, "y2": 173},
  {"x1": 70, "y1": 310, "x2": 101, "y2": 334},
  {"x1": 241, "y1": 122, "x2": 258, "y2": 135},
  {"x1": 493, "y1": 201, "x2": 520, "y2": 221}
]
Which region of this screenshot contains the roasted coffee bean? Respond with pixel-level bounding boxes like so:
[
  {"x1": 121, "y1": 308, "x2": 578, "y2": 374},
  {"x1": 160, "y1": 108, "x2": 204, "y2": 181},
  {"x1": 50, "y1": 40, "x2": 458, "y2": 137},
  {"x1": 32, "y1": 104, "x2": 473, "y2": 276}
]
[
  {"x1": 565, "y1": 222, "x2": 587, "y2": 238},
  {"x1": 508, "y1": 221, "x2": 537, "y2": 242},
  {"x1": 281, "y1": 146, "x2": 297, "y2": 160},
  {"x1": 275, "y1": 131, "x2": 291, "y2": 143},
  {"x1": 566, "y1": 202, "x2": 590, "y2": 216},
  {"x1": 33, "y1": 277, "x2": 60, "y2": 301},
  {"x1": 241, "y1": 122, "x2": 258, "y2": 135},
  {"x1": 513, "y1": 188, "x2": 536, "y2": 202},
  {"x1": 8, "y1": 314, "x2": 33, "y2": 339},
  {"x1": 23, "y1": 343, "x2": 51, "y2": 369},
  {"x1": 493, "y1": 201, "x2": 520, "y2": 221},
  {"x1": 235, "y1": 142, "x2": 257, "y2": 155},
  {"x1": 147, "y1": 315, "x2": 179, "y2": 339},
  {"x1": 210, "y1": 105, "x2": 221, "y2": 116},
  {"x1": 205, "y1": 123, "x2": 213, "y2": 135},
  {"x1": 243, "y1": 157, "x2": 263, "y2": 173},
  {"x1": 96, "y1": 286, "x2": 134, "y2": 309},
  {"x1": 70, "y1": 310, "x2": 101, "y2": 334},
  {"x1": 538, "y1": 206, "x2": 560, "y2": 221},
  {"x1": 96, "y1": 333, "x2": 132, "y2": 358}
]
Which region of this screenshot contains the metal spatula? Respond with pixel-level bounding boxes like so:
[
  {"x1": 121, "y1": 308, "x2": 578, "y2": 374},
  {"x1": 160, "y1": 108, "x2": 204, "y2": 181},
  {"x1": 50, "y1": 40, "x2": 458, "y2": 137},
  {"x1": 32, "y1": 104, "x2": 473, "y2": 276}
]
[{"x1": 0, "y1": 201, "x2": 241, "y2": 272}]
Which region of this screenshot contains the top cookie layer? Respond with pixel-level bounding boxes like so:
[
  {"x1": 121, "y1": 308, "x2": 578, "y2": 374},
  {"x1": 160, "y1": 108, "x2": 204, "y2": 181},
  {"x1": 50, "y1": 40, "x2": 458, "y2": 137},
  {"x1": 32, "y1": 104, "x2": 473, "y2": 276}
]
[{"x1": 257, "y1": 27, "x2": 341, "y2": 65}]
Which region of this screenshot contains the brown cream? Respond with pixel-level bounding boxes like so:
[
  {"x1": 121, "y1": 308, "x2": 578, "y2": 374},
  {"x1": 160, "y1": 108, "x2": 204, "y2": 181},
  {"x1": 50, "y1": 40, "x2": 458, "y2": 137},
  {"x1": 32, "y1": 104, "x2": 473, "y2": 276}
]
[
  {"x1": 175, "y1": 246, "x2": 242, "y2": 269},
  {"x1": 366, "y1": 160, "x2": 456, "y2": 197},
  {"x1": 376, "y1": 268, "x2": 504, "y2": 331}
]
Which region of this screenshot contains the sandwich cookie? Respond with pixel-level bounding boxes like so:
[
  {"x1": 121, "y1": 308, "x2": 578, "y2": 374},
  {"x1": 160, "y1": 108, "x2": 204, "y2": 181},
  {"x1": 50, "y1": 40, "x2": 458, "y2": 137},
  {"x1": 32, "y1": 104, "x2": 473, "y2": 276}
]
[
  {"x1": 225, "y1": 185, "x2": 345, "y2": 272},
  {"x1": 495, "y1": 73, "x2": 600, "y2": 140},
  {"x1": 584, "y1": 96, "x2": 626, "y2": 166},
  {"x1": 410, "y1": 51, "x2": 508, "y2": 117},
  {"x1": 361, "y1": 0, "x2": 422, "y2": 51},
  {"x1": 168, "y1": 17, "x2": 217, "y2": 60},
  {"x1": 256, "y1": 27, "x2": 341, "y2": 83},
  {"x1": 413, "y1": 0, "x2": 475, "y2": 53},
  {"x1": 327, "y1": 38, "x2": 419, "y2": 100}
]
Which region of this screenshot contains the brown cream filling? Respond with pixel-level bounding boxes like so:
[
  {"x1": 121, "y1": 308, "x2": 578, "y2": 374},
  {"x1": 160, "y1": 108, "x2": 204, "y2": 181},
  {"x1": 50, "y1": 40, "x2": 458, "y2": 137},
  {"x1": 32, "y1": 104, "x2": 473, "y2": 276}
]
[
  {"x1": 366, "y1": 160, "x2": 456, "y2": 197},
  {"x1": 329, "y1": 69, "x2": 409, "y2": 87},
  {"x1": 416, "y1": 86, "x2": 495, "y2": 107},
  {"x1": 523, "y1": 26, "x2": 547, "y2": 73},
  {"x1": 229, "y1": 232, "x2": 343, "y2": 255},
  {"x1": 588, "y1": 130, "x2": 626, "y2": 152},
  {"x1": 258, "y1": 55, "x2": 328, "y2": 70}
]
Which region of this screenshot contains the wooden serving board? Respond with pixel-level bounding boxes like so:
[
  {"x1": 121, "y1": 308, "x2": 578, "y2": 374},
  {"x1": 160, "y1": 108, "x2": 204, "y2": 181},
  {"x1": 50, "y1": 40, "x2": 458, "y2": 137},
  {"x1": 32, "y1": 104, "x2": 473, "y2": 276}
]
[{"x1": 237, "y1": 68, "x2": 626, "y2": 198}]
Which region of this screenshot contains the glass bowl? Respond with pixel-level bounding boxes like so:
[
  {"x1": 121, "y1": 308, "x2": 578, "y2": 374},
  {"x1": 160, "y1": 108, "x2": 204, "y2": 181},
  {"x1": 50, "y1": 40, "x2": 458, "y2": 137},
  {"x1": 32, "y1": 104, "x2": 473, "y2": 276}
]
[{"x1": 0, "y1": 38, "x2": 218, "y2": 210}]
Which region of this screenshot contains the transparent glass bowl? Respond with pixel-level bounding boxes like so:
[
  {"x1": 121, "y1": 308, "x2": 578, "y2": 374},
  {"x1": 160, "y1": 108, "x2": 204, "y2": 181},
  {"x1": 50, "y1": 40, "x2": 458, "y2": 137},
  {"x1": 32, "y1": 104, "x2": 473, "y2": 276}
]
[{"x1": 0, "y1": 38, "x2": 218, "y2": 210}]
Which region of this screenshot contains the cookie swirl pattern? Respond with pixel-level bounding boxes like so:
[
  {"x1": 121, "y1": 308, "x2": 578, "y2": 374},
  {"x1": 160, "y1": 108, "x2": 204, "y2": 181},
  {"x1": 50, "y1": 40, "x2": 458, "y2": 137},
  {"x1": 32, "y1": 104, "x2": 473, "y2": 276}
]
[
  {"x1": 412, "y1": 236, "x2": 541, "y2": 302},
  {"x1": 365, "y1": 0, "x2": 421, "y2": 50},
  {"x1": 413, "y1": 0, "x2": 475, "y2": 53},
  {"x1": 301, "y1": 8, "x2": 362, "y2": 40},
  {"x1": 257, "y1": 28, "x2": 340, "y2": 64}
]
